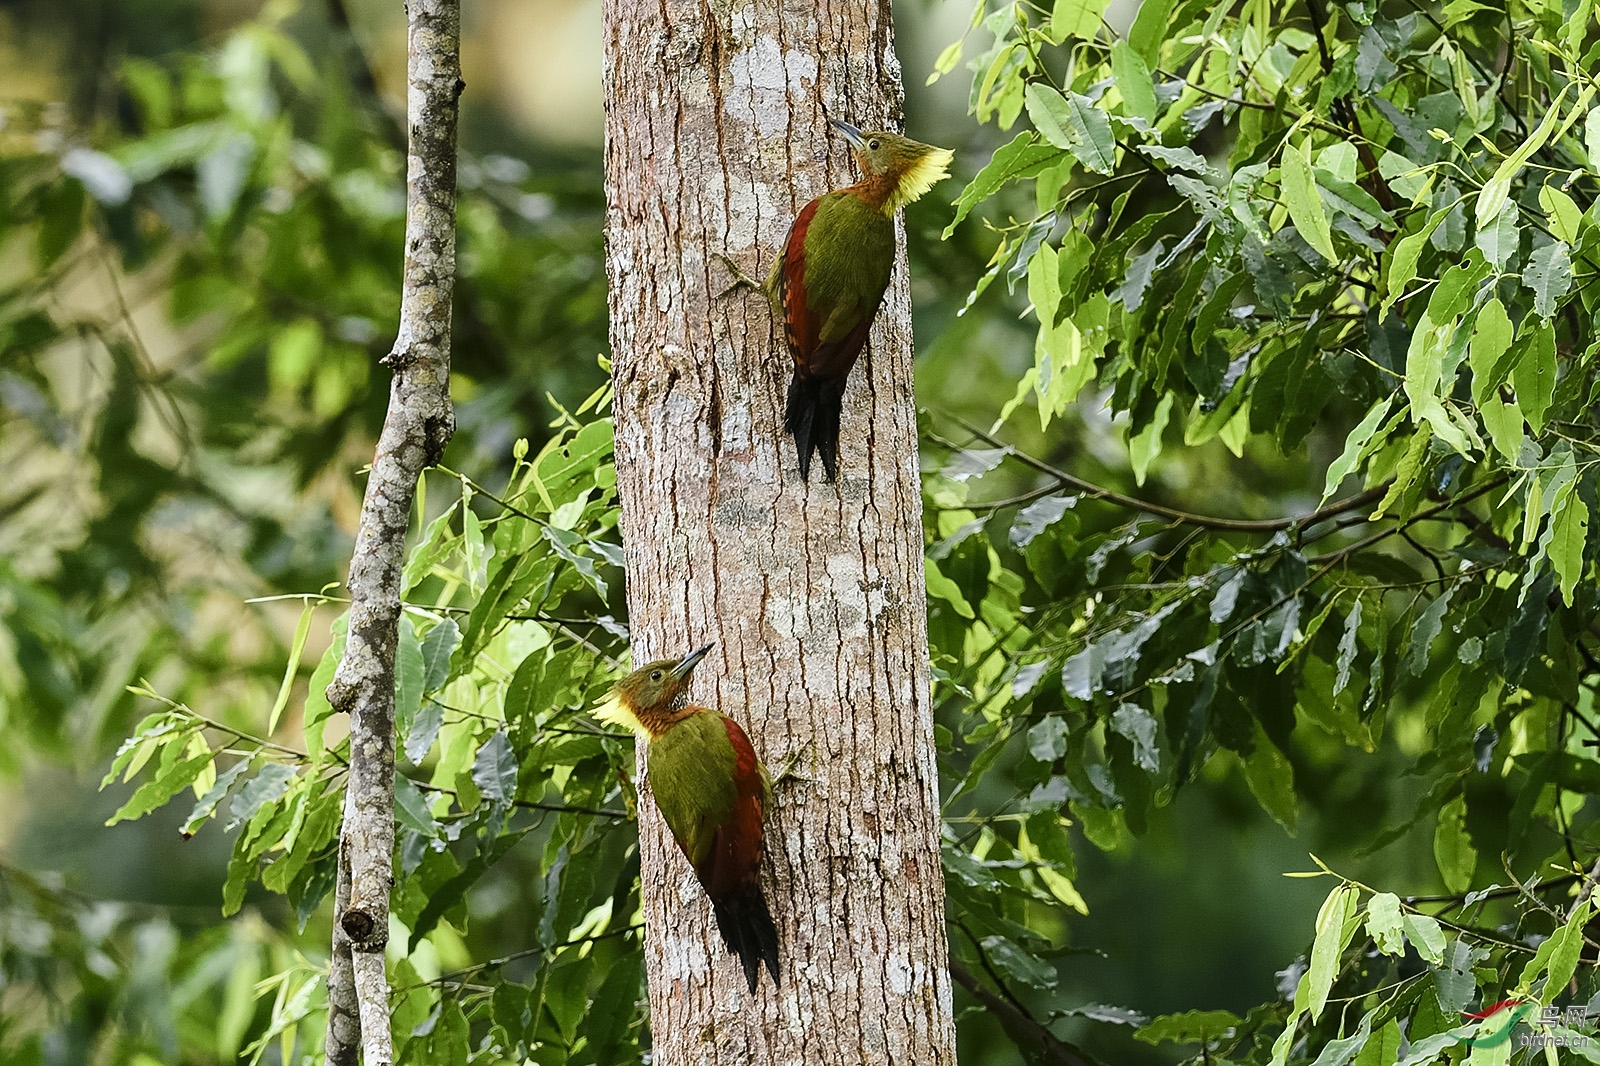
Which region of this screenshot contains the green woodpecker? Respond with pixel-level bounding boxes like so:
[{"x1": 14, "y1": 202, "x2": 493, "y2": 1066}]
[
  {"x1": 768, "y1": 119, "x2": 953, "y2": 481},
  {"x1": 593, "y1": 644, "x2": 779, "y2": 991}
]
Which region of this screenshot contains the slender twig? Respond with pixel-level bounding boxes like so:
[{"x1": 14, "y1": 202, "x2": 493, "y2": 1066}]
[
  {"x1": 1403, "y1": 875, "x2": 1582, "y2": 906},
  {"x1": 949, "y1": 958, "x2": 1096, "y2": 1066},
  {"x1": 411, "y1": 779, "x2": 626, "y2": 819},
  {"x1": 934, "y1": 413, "x2": 1392, "y2": 534},
  {"x1": 419, "y1": 924, "x2": 645, "y2": 989}
]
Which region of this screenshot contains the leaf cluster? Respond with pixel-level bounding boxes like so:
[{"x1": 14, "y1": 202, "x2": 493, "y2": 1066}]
[{"x1": 929, "y1": 0, "x2": 1600, "y2": 1058}]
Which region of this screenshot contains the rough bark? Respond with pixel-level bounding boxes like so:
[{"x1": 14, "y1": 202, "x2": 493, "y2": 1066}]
[
  {"x1": 323, "y1": 4, "x2": 462, "y2": 1064},
  {"x1": 602, "y1": 3, "x2": 955, "y2": 1064}
]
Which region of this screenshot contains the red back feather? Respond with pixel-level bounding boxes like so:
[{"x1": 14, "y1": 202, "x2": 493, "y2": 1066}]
[
  {"x1": 779, "y1": 198, "x2": 821, "y2": 363},
  {"x1": 691, "y1": 716, "x2": 768, "y2": 902}
]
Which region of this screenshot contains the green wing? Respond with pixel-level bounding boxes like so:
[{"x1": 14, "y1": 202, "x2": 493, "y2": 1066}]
[{"x1": 647, "y1": 711, "x2": 738, "y2": 867}]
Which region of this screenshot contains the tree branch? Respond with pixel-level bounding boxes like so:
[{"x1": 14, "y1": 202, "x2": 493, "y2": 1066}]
[
  {"x1": 949, "y1": 960, "x2": 1097, "y2": 1066},
  {"x1": 935, "y1": 413, "x2": 1391, "y2": 534},
  {"x1": 323, "y1": 3, "x2": 462, "y2": 1065}
]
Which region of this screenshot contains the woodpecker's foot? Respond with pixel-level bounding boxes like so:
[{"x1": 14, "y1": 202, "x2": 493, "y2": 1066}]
[
  {"x1": 771, "y1": 746, "x2": 815, "y2": 791},
  {"x1": 714, "y1": 253, "x2": 763, "y2": 298}
]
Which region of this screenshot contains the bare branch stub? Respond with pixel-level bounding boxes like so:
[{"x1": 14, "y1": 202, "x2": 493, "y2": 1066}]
[{"x1": 323, "y1": 2, "x2": 462, "y2": 1065}]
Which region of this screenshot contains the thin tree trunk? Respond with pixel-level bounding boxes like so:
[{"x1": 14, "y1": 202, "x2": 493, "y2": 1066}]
[
  {"x1": 323, "y1": 4, "x2": 461, "y2": 1064},
  {"x1": 602, "y1": 4, "x2": 955, "y2": 1064}
]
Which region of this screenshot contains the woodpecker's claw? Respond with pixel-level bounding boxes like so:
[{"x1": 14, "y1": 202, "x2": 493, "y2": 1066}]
[
  {"x1": 714, "y1": 252, "x2": 763, "y2": 298},
  {"x1": 770, "y1": 746, "x2": 815, "y2": 791}
]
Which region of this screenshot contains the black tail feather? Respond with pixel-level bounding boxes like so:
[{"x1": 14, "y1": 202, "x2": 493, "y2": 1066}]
[
  {"x1": 784, "y1": 370, "x2": 843, "y2": 482},
  {"x1": 710, "y1": 885, "x2": 780, "y2": 992}
]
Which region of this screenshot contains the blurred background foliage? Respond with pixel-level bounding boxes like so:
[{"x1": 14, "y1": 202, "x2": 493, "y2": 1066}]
[{"x1": 3, "y1": 0, "x2": 1598, "y2": 1062}]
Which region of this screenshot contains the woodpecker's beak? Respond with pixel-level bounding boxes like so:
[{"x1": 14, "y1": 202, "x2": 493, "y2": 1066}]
[
  {"x1": 829, "y1": 118, "x2": 867, "y2": 151},
  {"x1": 671, "y1": 644, "x2": 713, "y2": 680}
]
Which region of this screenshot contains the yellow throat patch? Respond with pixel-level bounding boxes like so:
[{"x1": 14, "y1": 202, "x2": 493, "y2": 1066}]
[
  {"x1": 886, "y1": 147, "x2": 954, "y2": 216},
  {"x1": 591, "y1": 692, "x2": 648, "y2": 737}
]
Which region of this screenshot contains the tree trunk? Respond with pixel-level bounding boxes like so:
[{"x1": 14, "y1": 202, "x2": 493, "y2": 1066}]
[{"x1": 602, "y1": 4, "x2": 955, "y2": 1065}]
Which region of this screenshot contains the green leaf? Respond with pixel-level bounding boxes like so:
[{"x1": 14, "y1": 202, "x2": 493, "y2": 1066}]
[
  {"x1": 181, "y1": 757, "x2": 254, "y2": 838},
  {"x1": 405, "y1": 700, "x2": 444, "y2": 765},
  {"x1": 412, "y1": 1000, "x2": 470, "y2": 1063},
  {"x1": 980, "y1": 935, "x2": 1058, "y2": 990},
  {"x1": 1401, "y1": 912, "x2": 1446, "y2": 965},
  {"x1": 1127, "y1": 0, "x2": 1175, "y2": 65},
  {"x1": 1405, "y1": 587, "x2": 1455, "y2": 676},
  {"x1": 1539, "y1": 184, "x2": 1583, "y2": 243},
  {"x1": 927, "y1": 40, "x2": 963, "y2": 85},
  {"x1": 1111, "y1": 704, "x2": 1159, "y2": 772},
  {"x1": 505, "y1": 644, "x2": 580, "y2": 726},
  {"x1": 1432, "y1": 794, "x2": 1476, "y2": 893},
  {"x1": 1366, "y1": 892, "x2": 1405, "y2": 955},
  {"x1": 102, "y1": 711, "x2": 185, "y2": 787},
  {"x1": 1051, "y1": 0, "x2": 1112, "y2": 39},
  {"x1": 402, "y1": 502, "x2": 461, "y2": 594},
  {"x1": 1135, "y1": 1009, "x2": 1241, "y2": 1046},
  {"x1": 1111, "y1": 41, "x2": 1157, "y2": 122},
  {"x1": 420, "y1": 617, "x2": 460, "y2": 693},
  {"x1": 1010, "y1": 495, "x2": 1076, "y2": 547},
  {"x1": 267, "y1": 602, "x2": 316, "y2": 736},
  {"x1": 1522, "y1": 240, "x2": 1572, "y2": 319},
  {"x1": 1024, "y1": 83, "x2": 1117, "y2": 176},
  {"x1": 1334, "y1": 598, "x2": 1363, "y2": 697},
  {"x1": 35, "y1": 178, "x2": 86, "y2": 269},
  {"x1": 1242, "y1": 736, "x2": 1297, "y2": 833},
  {"x1": 1524, "y1": 896, "x2": 1592, "y2": 996},
  {"x1": 1281, "y1": 139, "x2": 1337, "y2": 263},
  {"x1": 582, "y1": 949, "x2": 645, "y2": 1062},
  {"x1": 1028, "y1": 717, "x2": 1069, "y2": 761},
  {"x1": 1128, "y1": 393, "x2": 1173, "y2": 485},
  {"x1": 1549, "y1": 480, "x2": 1590, "y2": 606},
  {"x1": 1475, "y1": 84, "x2": 1576, "y2": 228},
  {"x1": 1321, "y1": 398, "x2": 1393, "y2": 503},
  {"x1": 303, "y1": 614, "x2": 348, "y2": 733},
  {"x1": 1370, "y1": 422, "x2": 1430, "y2": 520},
  {"x1": 1404, "y1": 312, "x2": 1472, "y2": 456},
  {"x1": 1383, "y1": 207, "x2": 1450, "y2": 315},
  {"x1": 1473, "y1": 201, "x2": 1518, "y2": 271},
  {"x1": 1468, "y1": 297, "x2": 1514, "y2": 406},
  {"x1": 543, "y1": 526, "x2": 609, "y2": 600},
  {"x1": 927, "y1": 558, "x2": 976, "y2": 619},
  {"x1": 1310, "y1": 1010, "x2": 1373, "y2": 1066},
  {"x1": 1315, "y1": 171, "x2": 1395, "y2": 230},
  {"x1": 1479, "y1": 394, "x2": 1523, "y2": 462},
  {"x1": 1352, "y1": 1021, "x2": 1402, "y2": 1066},
  {"x1": 1511, "y1": 320, "x2": 1556, "y2": 433},
  {"x1": 457, "y1": 549, "x2": 557, "y2": 667},
  {"x1": 107, "y1": 747, "x2": 215, "y2": 826},
  {"x1": 227, "y1": 763, "x2": 298, "y2": 831},
  {"x1": 946, "y1": 132, "x2": 1069, "y2": 236},
  {"x1": 1307, "y1": 883, "x2": 1358, "y2": 1020},
  {"x1": 395, "y1": 614, "x2": 425, "y2": 741},
  {"x1": 472, "y1": 730, "x2": 519, "y2": 803},
  {"x1": 394, "y1": 775, "x2": 439, "y2": 835}
]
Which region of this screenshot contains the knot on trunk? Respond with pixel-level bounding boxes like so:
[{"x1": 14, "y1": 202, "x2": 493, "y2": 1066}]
[{"x1": 340, "y1": 904, "x2": 388, "y2": 950}]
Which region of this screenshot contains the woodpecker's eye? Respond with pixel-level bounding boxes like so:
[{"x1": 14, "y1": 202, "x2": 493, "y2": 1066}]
[
  {"x1": 650, "y1": 670, "x2": 663, "y2": 681},
  {"x1": 869, "y1": 139, "x2": 881, "y2": 149}
]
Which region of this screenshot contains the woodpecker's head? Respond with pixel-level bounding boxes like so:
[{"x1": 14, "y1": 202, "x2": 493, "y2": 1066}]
[
  {"x1": 592, "y1": 644, "x2": 712, "y2": 738},
  {"x1": 830, "y1": 119, "x2": 953, "y2": 214}
]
